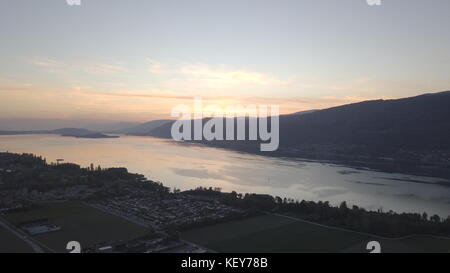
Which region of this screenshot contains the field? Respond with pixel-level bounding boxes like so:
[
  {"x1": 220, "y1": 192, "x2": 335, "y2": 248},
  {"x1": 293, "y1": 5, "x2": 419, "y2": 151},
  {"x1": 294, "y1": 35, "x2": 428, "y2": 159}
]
[
  {"x1": 3, "y1": 203, "x2": 449, "y2": 253},
  {"x1": 4, "y1": 202, "x2": 150, "y2": 252},
  {"x1": 182, "y1": 214, "x2": 450, "y2": 253},
  {"x1": 0, "y1": 225, "x2": 34, "y2": 253}
]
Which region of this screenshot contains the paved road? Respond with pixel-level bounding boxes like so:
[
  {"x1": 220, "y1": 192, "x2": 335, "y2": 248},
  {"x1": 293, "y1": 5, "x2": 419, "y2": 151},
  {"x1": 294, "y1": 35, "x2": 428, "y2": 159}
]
[{"x1": 0, "y1": 215, "x2": 45, "y2": 253}]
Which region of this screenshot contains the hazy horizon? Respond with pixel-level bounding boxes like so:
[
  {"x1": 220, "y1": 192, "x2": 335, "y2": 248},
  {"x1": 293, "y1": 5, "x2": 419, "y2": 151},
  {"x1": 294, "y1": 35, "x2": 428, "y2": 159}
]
[{"x1": 1, "y1": 89, "x2": 450, "y2": 131}]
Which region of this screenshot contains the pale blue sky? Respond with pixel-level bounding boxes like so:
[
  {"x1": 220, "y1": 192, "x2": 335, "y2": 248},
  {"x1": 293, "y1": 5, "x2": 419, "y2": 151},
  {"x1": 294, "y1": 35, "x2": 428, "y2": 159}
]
[{"x1": 0, "y1": 0, "x2": 449, "y2": 121}]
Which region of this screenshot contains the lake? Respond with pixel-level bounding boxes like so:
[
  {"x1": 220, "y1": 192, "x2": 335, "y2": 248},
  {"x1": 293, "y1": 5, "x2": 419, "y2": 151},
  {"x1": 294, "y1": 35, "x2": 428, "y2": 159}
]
[{"x1": 1, "y1": 134, "x2": 449, "y2": 217}]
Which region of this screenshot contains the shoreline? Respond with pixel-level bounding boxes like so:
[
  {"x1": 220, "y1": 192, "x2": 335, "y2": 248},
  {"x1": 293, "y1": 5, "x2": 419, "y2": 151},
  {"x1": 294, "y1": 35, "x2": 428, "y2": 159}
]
[{"x1": 1, "y1": 135, "x2": 449, "y2": 218}]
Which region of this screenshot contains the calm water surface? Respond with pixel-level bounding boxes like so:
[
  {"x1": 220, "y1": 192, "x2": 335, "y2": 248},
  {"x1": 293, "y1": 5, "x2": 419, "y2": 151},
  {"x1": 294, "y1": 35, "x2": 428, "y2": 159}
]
[{"x1": 1, "y1": 134, "x2": 449, "y2": 217}]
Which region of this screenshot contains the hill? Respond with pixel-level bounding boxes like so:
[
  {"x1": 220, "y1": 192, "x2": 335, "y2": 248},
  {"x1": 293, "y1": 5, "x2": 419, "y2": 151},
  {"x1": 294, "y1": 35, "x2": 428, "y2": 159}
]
[
  {"x1": 0, "y1": 128, "x2": 119, "y2": 139},
  {"x1": 113, "y1": 119, "x2": 172, "y2": 135},
  {"x1": 141, "y1": 91, "x2": 450, "y2": 177}
]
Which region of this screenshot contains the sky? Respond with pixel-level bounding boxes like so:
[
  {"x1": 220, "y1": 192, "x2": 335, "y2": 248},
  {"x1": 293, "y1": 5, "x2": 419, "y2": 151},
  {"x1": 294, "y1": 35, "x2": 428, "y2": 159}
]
[{"x1": 0, "y1": 0, "x2": 449, "y2": 124}]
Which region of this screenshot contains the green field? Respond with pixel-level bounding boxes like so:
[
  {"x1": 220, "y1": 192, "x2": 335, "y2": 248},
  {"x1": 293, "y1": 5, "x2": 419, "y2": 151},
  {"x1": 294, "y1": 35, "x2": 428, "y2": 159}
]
[
  {"x1": 5, "y1": 202, "x2": 150, "y2": 252},
  {"x1": 0, "y1": 225, "x2": 34, "y2": 253},
  {"x1": 182, "y1": 214, "x2": 450, "y2": 253},
  {"x1": 3, "y1": 204, "x2": 449, "y2": 253}
]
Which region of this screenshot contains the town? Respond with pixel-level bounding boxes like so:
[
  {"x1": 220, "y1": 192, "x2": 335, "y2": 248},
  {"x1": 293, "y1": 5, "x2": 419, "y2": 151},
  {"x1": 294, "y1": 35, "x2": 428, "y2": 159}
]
[{"x1": 0, "y1": 152, "x2": 248, "y2": 253}]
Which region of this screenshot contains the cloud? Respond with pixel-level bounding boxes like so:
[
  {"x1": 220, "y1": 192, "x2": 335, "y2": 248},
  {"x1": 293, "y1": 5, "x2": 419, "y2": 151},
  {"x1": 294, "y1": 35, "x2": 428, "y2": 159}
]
[
  {"x1": 30, "y1": 58, "x2": 63, "y2": 68},
  {"x1": 70, "y1": 89, "x2": 377, "y2": 108},
  {"x1": 147, "y1": 59, "x2": 170, "y2": 75},
  {"x1": 177, "y1": 64, "x2": 285, "y2": 86},
  {"x1": 0, "y1": 84, "x2": 380, "y2": 117},
  {"x1": 31, "y1": 57, "x2": 127, "y2": 74},
  {"x1": 3, "y1": 58, "x2": 394, "y2": 120},
  {"x1": 147, "y1": 60, "x2": 286, "y2": 88}
]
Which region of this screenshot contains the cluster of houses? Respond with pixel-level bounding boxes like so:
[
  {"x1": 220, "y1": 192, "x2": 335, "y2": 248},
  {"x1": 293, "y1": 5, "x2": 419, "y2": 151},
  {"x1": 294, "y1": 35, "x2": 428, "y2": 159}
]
[
  {"x1": 0, "y1": 185, "x2": 96, "y2": 215},
  {"x1": 14, "y1": 185, "x2": 94, "y2": 201},
  {"x1": 0, "y1": 190, "x2": 29, "y2": 214},
  {"x1": 94, "y1": 194, "x2": 244, "y2": 229},
  {"x1": 0, "y1": 168, "x2": 15, "y2": 185}
]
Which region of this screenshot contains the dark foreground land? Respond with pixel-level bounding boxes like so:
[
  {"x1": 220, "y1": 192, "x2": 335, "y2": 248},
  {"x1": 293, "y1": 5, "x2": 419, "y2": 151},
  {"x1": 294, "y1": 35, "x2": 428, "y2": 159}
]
[
  {"x1": 3, "y1": 202, "x2": 149, "y2": 252},
  {"x1": 182, "y1": 214, "x2": 450, "y2": 253},
  {"x1": 0, "y1": 152, "x2": 449, "y2": 253}
]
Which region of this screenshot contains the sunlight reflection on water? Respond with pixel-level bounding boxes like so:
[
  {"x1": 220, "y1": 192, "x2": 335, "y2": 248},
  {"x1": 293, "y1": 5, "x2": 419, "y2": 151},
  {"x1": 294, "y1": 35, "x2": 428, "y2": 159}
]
[{"x1": 1, "y1": 134, "x2": 449, "y2": 217}]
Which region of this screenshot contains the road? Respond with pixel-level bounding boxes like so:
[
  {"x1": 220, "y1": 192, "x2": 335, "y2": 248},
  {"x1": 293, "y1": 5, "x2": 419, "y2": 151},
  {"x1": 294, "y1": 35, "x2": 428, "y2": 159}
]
[{"x1": 0, "y1": 214, "x2": 45, "y2": 253}]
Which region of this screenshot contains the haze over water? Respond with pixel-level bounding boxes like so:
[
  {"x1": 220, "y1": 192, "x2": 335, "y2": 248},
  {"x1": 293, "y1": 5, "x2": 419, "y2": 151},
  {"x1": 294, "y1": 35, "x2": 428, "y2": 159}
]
[{"x1": 1, "y1": 134, "x2": 449, "y2": 217}]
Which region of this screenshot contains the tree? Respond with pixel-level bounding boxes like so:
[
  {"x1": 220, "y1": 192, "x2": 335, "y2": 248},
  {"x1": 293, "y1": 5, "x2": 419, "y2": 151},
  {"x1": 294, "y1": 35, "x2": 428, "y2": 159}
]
[
  {"x1": 230, "y1": 191, "x2": 237, "y2": 199},
  {"x1": 430, "y1": 214, "x2": 441, "y2": 223},
  {"x1": 339, "y1": 201, "x2": 348, "y2": 211}
]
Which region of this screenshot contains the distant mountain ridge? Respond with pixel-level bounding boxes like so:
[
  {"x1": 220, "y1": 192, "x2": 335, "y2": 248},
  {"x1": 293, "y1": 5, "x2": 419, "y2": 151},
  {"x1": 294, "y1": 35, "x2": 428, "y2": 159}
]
[
  {"x1": 0, "y1": 128, "x2": 92, "y2": 135},
  {"x1": 289, "y1": 109, "x2": 318, "y2": 116},
  {"x1": 0, "y1": 118, "x2": 138, "y2": 131},
  {"x1": 135, "y1": 91, "x2": 450, "y2": 177},
  {"x1": 146, "y1": 91, "x2": 450, "y2": 149},
  {"x1": 279, "y1": 91, "x2": 450, "y2": 150},
  {"x1": 113, "y1": 119, "x2": 172, "y2": 135},
  {"x1": 0, "y1": 128, "x2": 119, "y2": 139}
]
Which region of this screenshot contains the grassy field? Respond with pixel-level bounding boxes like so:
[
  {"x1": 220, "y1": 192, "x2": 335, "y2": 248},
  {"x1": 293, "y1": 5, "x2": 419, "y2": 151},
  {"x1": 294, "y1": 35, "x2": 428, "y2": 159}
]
[
  {"x1": 4, "y1": 203, "x2": 449, "y2": 253},
  {"x1": 5, "y1": 202, "x2": 150, "y2": 252},
  {"x1": 182, "y1": 214, "x2": 450, "y2": 253},
  {"x1": 0, "y1": 225, "x2": 34, "y2": 253},
  {"x1": 341, "y1": 236, "x2": 450, "y2": 253},
  {"x1": 183, "y1": 214, "x2": 296, "y2": 247}
]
